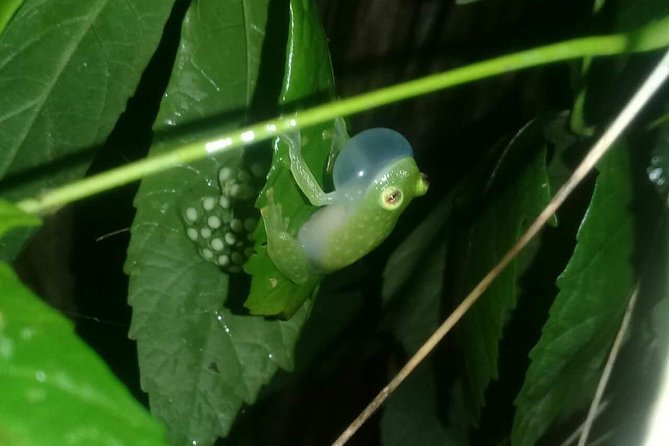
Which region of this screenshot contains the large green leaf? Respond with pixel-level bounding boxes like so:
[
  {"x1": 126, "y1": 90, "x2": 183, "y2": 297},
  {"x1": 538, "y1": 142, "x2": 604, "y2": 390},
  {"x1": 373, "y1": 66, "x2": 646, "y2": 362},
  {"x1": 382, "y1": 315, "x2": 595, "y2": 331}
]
[
  {"x1": 126, "y1": 0, "x2": 334, "y2": 443},
  {"x1": 127, "y1": 0, "x2": 273, "y2": 443},
  {"x1": 512, "y1": 145, "x2": 634, "y2": 446},
  {"x1": 0, "y1": 262, "x2": 166, "y2": 446},
  {"x1": 244, "y1": 0, "x2": 336, "y2": 317},
  {"x1": 454, "y1": 120, "x2": 553, "y2": 424},
  {"x1": 0, "y1": 0, "x2": 175, "y2": 259}
]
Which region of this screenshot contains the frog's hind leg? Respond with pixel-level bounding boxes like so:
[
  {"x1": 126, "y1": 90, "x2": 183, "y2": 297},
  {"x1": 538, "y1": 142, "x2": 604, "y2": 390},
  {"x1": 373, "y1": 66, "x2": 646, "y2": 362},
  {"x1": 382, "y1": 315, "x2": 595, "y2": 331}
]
[{"x1": 261, "y1": 191, "x2": 312, "y2": 284}]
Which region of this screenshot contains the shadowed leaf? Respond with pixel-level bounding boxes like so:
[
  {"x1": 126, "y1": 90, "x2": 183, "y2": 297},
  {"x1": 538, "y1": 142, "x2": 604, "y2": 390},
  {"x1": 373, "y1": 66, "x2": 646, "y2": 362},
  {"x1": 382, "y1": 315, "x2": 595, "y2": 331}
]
[
  {"x1": 512, "y1": 144, "x2": 634, "y2": 446},
  {"x1": 0, "y1": 0, "x2": 175, "y2": 259},
  {"x1": 126, "y1": 0, "x2": 334, "y2": 443},
  {"x1": 454, "y1": 120, "x2": 553, "y2": 424}
]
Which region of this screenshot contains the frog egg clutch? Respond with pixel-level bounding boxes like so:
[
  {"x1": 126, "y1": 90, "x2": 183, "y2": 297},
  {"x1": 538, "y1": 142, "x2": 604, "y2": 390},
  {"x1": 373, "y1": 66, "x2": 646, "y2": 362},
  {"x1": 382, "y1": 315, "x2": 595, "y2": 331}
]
[{"x1": 182, "y1": 162, "x2": 265, "y2": 273}]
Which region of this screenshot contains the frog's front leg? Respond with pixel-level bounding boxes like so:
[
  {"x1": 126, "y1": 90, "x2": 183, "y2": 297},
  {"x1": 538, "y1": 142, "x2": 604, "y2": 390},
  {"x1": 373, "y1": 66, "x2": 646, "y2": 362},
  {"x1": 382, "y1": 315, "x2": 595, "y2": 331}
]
[
  {"x1": 261, "y1": 189, "x2": 312, "y2": 284},
  {"x1": 279, "y1": 132, "x2": 337, "y2": 206}
]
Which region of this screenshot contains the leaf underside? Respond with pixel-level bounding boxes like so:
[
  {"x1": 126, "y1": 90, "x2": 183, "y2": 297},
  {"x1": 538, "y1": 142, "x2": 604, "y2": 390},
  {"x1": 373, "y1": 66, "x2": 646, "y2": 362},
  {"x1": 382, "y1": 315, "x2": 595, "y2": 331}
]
[{"x1": 126, "y1": 0, "x2": 335, "y2": 444}]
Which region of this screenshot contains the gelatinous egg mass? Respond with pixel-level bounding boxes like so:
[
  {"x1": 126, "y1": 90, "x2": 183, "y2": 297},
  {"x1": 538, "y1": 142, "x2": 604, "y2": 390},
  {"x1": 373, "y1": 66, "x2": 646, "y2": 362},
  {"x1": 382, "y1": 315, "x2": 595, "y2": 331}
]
[{"x1": 182, "y1": 161, "x2": 266, "y2": 273}]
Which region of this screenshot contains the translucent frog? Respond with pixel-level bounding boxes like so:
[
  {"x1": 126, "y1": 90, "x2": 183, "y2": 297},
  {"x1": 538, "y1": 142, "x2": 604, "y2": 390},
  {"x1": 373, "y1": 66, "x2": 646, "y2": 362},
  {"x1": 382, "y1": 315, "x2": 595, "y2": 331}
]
[{"x1": 262, "y1": 127, "x2": 429, "y2": 284}]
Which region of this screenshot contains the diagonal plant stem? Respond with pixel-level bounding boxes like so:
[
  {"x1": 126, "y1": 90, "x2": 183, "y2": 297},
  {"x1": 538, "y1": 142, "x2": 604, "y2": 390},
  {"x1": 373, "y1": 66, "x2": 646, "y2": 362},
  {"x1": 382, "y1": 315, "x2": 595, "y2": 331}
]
[
  {"x1": 13, "y1": 15, "x2": 669, "y2": 215},
  {"x1": 332, "y1": 46, "x2": 669, "y2": 446}
]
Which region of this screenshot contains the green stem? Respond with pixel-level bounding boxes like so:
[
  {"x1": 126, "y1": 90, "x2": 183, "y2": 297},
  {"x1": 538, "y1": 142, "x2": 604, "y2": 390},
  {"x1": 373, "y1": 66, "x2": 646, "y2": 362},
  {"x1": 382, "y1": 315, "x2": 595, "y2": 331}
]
[{"x1": 15, "y1": 15, "x2": 669, "y2": 215}]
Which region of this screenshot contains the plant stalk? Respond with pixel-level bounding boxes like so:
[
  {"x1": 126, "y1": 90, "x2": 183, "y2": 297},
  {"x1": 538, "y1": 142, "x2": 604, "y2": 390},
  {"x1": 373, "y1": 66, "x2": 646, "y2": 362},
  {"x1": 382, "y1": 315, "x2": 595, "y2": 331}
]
[{"x1": 14, "y1": 15, "x2": 669, "y2": 215}]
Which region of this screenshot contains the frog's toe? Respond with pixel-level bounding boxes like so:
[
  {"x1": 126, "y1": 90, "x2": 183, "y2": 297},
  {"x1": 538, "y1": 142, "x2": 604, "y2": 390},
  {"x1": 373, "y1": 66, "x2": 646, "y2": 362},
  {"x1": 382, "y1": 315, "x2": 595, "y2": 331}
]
[{"x1": 260, "y1": 203, "x2": 287, "y2": 233}]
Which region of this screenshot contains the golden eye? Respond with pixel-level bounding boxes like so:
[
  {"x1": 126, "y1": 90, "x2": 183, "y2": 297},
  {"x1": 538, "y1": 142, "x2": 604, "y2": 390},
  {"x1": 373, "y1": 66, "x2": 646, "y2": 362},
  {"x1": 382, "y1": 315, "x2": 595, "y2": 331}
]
[{"x1": 380, "y1": 186, "x2": 403, "y2": 210}]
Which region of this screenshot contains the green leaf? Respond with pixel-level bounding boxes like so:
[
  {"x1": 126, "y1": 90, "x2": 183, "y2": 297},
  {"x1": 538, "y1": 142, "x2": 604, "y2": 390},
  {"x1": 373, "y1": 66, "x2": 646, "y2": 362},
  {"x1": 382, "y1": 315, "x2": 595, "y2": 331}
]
[
  {"x1": 0, "y1": 0, "x2": 175, "y2": 259},
  {"x1": 0, "y1": 0, "x2": 23, "y2": 35},
  {"x1": 0, "y1": 262, "x2": 166, "y2": 446},
  {"x1": 127, "y1": 0, "x2": 272, "y2": 442},
  {"x1": 512, "y1": 144, "x2": 634, "y2": 446},
  {"x1": 244, "y1": 0, "x2": 336, "y2": 317},
  {"x1": 126, "y1": 0, "x2": 334, "y2": 443},
  {"x1": 0, "y1": 199, "x2": 40, "y2": 239},
  {"x1": 454, "y1": 120, "x2": 553, "y2": 424}
]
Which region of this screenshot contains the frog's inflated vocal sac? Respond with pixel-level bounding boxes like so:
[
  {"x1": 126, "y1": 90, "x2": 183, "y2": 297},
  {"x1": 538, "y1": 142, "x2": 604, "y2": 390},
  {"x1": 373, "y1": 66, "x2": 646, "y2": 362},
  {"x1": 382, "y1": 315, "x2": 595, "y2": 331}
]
[{"x1": 262, "y1": 127, "x2": 429, "y2": 284}]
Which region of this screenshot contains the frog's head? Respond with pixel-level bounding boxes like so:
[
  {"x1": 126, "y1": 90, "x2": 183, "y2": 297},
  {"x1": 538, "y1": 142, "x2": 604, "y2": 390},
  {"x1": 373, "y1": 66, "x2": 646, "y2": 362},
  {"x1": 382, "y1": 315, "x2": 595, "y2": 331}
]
[
  {"x1": 333, "y1": 128, "x2": 428, "y2": 211},
  {"x1": 375, "y1": 157, "x2": 429, "y2": 214}
]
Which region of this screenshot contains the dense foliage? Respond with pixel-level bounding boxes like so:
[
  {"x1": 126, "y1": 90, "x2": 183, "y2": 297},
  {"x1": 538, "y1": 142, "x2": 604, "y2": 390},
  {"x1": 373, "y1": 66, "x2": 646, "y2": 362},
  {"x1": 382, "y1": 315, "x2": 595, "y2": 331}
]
[{"x1": 1, "y1": 0, "x2": 668, "y2": 445}]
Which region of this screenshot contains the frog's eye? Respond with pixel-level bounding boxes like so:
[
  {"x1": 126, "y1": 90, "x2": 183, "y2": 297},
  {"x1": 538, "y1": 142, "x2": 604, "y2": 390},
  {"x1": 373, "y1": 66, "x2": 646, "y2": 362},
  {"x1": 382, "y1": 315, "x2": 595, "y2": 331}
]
[{"x1": 380, "y1": 186, "x2": 404, "y2": 210}]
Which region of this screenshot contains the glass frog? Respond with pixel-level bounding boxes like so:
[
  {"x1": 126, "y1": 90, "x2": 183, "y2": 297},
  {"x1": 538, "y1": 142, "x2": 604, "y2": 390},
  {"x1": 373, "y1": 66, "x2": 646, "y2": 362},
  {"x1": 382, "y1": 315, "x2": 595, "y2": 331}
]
[{"x1": 262, "y1": 127, "x2": 429, "y2": 284}]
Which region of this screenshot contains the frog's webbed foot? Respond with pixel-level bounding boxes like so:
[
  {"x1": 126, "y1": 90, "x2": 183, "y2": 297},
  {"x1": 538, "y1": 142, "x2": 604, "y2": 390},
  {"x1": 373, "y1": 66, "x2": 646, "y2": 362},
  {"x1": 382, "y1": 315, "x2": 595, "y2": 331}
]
[
  {"x1": 275, "y1": 132, "x2": 302, "y2": 169},
  {"x1": 260, "y1": 189, "x2": 311, "y2": 284},
  {"x1": 260, "y1": 188, "x2": 288, "y2": 232},
  {"x1": 278, "y1": 131, "x2": 302, "y2": 156}
]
